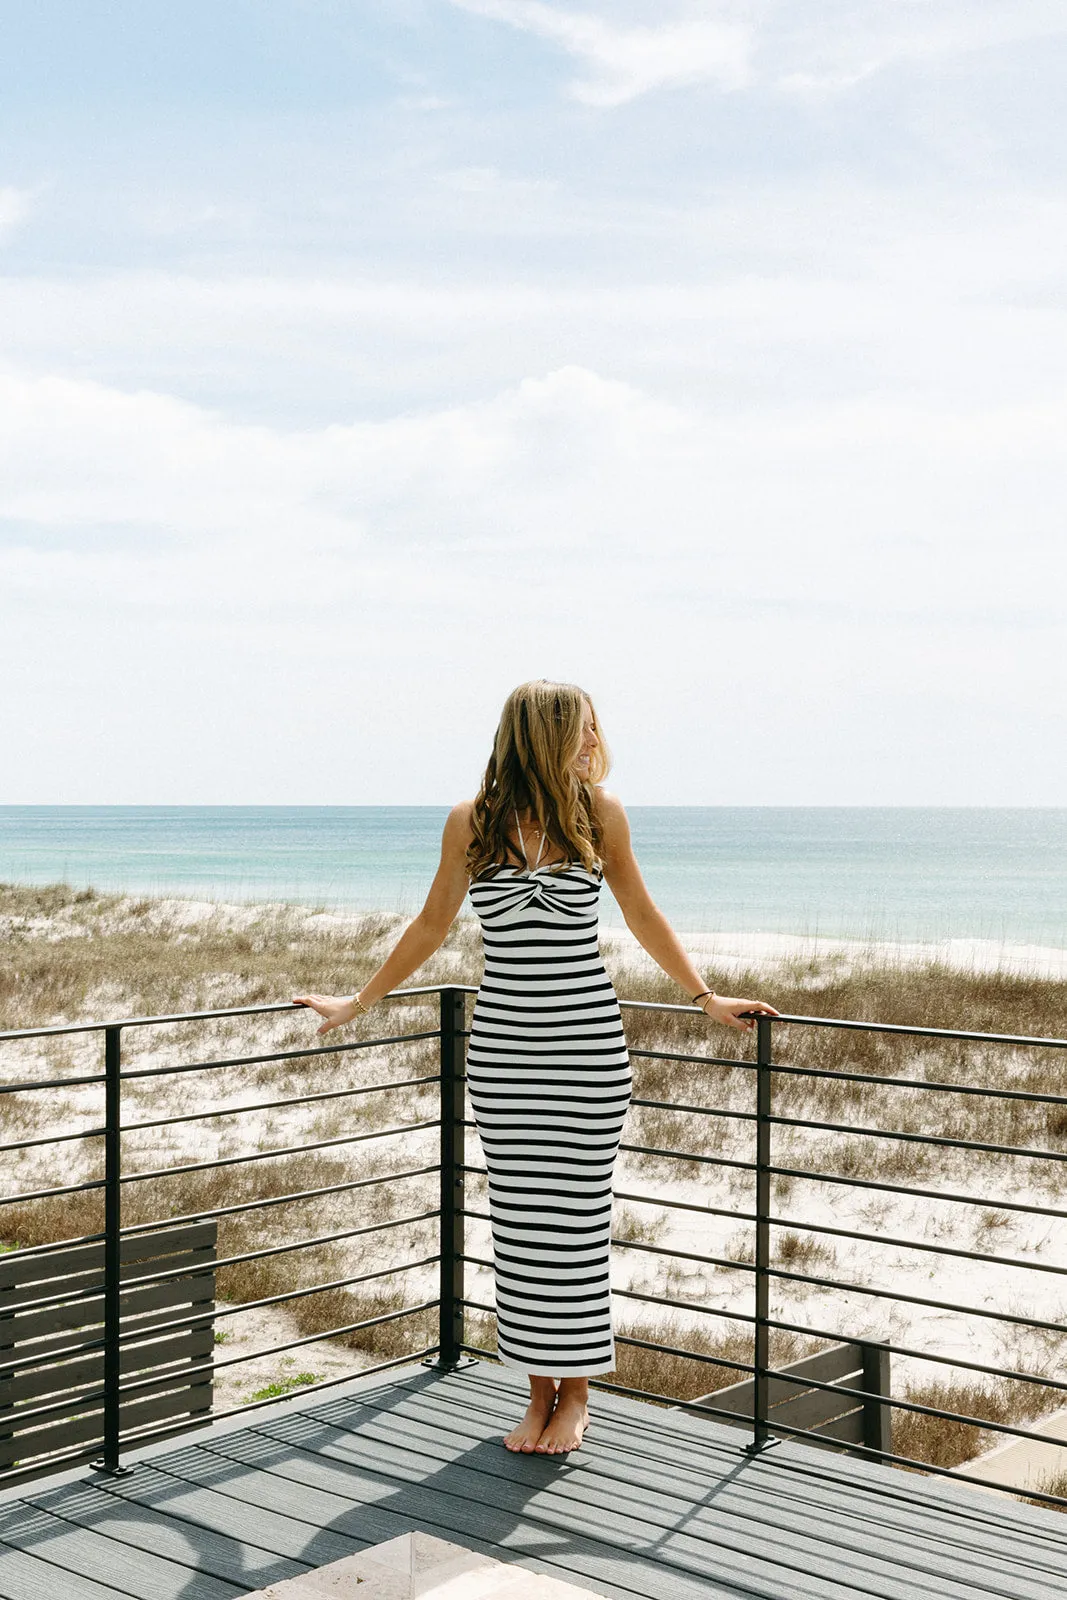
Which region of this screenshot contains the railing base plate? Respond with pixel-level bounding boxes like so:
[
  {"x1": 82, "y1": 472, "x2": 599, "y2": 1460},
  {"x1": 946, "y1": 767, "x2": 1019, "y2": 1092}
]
[
  {"x1": 742, "y1": 1436, "x2": 783, "y2": 1456},
  {"x1": 424, "y1": 1355, "x2": 481, "y2": 1372},
  {"x1": 91, "y1": 1459, "x2": 133, "y2": 1476}
]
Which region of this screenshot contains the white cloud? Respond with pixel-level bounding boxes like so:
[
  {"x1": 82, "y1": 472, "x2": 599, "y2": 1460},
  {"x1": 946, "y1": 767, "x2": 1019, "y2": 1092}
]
[
  {"x1": 2, "y1": 363, "x2": 1062, "y2": 806},
  {"x1": 450, "y1": 1, "x2": 751, "y2": 105},
  {"x1": 0, "y1": 185, "x2": 33, "y2": 241},
  {"x1": 2, "y1": 360, "x2": 1062, "y2": 802},
  {"x1": 1, "y1": 361, "x2": 1060, "y2": 615},
  {"x1": 450, "y1": 1, "x2": 1066, "y2": 104}
]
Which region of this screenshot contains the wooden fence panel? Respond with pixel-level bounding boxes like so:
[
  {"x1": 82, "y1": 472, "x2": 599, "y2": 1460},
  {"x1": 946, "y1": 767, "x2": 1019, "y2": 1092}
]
[
  {"x1": 0, "y1": 1223, "x2": 216, "y2": 1472},
  {"x1": 685, "y1": 1339, "x2": 891, "y2": 1456}
]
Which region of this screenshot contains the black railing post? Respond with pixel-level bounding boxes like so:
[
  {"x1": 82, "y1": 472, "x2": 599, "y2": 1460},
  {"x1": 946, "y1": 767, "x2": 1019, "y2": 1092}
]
[
  {"x1": 745, "y1": 1014, "x2": 780, "y2": 1454},
  {"x1": 93, "y1": 1025, "x2": 129, "y2": 1473},
  {"x1": 437, "y1": 988, "x2": 466, "y2": 1367}
]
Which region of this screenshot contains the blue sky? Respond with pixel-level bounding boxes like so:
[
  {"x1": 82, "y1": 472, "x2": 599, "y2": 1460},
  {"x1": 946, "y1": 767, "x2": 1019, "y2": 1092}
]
[{"x1": 1, "y1": 2, "x2": 1065, "y2": 803}]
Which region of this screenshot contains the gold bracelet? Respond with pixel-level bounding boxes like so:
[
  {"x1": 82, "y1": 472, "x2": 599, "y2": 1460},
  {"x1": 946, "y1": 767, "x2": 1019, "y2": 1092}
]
[
  {"x1": 700, "y1": 993, "x2": 717, "y2": 1014},
  {"x1": 691, "y1": 989, "x2": 713, "y2": 1006},
  {"x1": 351, "y1": 995, "x2": 369, "y2": 1015}
]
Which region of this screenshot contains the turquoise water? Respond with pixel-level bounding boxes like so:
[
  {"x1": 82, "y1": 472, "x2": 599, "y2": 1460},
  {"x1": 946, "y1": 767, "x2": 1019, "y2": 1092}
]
[{"x1": 0, "y1": 807, "x2": 1063, "y2": 946}]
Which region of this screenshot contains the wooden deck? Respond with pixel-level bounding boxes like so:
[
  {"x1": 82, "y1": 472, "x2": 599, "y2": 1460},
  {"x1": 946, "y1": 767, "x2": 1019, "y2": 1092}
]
[{"x1": 0, "y1": 1360, "x2": 1064, "y2": 1600}]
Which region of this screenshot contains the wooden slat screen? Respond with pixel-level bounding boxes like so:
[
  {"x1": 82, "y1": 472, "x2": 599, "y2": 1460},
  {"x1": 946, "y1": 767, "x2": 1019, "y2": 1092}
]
[
  {"x1": 0, "y1": 1222, "x2": 216, "y2": 1472},
  {"x1": 685, "y1": 1339, "x2": 892, "y2": 1455}
]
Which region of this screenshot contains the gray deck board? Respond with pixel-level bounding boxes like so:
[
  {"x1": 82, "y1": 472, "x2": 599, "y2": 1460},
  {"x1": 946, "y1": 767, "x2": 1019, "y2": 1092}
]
[
  {"x1": 442, "y1": 1367, "x2": 1067, "y2": 1576},
  {"x1": 196, "y1": 1420, "x2": 753, "y2": 1600},
  {"x1": 0, "y1": 1360, "x2": 1061, "y2": 1600},
  {"x1": 0, "y1": 1499, "x2": 240, "y2": 1600},
  {"x1": 297, "y1": 1375, "x2": 1058, "y2": 1600},
  {"x1": 252, "y1": 1406, "x2": 926, "y2": 1600}
]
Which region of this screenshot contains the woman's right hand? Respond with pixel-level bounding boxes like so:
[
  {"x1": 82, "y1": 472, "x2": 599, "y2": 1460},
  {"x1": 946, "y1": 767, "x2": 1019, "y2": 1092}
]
[{"x1": 292, "y1": 994, "x2": 361, "y2": 1036}]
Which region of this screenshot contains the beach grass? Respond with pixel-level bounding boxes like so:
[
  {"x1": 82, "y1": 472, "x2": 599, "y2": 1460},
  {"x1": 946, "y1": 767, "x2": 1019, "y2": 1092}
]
[{"x1": 1, "y1": 881, "x2": 1065, "y2": 1496}]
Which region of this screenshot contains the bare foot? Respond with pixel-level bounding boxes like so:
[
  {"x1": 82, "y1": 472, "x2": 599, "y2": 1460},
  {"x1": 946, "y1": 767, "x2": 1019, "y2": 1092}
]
[
  {"x1": 504, "y1": 1392, "x2": 556, "y2": 1452},
  {"x1": 535, "y1": 1395, "x2": 589, "y2": 1454}
]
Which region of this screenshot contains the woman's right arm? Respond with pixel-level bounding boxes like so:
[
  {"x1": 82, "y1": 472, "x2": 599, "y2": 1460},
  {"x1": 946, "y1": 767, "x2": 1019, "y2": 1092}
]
[{"x1": 293, "y1": 802, "x2": 473, "y2": 1036}]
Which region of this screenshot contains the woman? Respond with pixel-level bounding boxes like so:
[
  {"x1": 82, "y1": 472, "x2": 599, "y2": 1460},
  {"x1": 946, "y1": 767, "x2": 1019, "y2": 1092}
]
[{"x1": 295, "y1": 681, "x2": 777, "y2": 1455}]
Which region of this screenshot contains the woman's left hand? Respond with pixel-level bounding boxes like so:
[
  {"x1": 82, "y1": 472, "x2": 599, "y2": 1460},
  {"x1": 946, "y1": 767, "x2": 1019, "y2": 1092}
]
[{"x1": 701, "y1": 995, "x2": 779, "y2": 1032}]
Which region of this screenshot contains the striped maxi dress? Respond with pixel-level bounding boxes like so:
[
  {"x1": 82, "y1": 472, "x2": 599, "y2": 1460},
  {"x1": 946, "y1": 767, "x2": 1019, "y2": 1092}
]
[{"x1": 466, "y1": 833, "x2": 633, "y2": 1376}]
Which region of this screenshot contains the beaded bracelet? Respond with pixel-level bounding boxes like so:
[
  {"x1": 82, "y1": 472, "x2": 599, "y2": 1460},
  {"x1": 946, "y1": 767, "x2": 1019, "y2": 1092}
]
[{"x1": 351, "y1": 995, "x2": 370, "y2": 1015}]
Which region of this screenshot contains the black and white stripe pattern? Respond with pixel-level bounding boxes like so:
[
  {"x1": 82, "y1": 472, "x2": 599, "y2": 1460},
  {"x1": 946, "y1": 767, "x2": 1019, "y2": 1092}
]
[{"x1": 467, "y1": 863, "x2": 632, "y2": 1376}]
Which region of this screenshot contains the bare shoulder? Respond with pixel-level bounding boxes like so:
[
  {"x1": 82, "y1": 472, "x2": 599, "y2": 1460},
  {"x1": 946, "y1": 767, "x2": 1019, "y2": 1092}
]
[
  {"x1": 594, "y1": 787, "x2": 627, "y2": 825},
  {"x1": 442, "y1": 800, "x2": 475, "y2": 845},
  {"x1": 593, "y1": 787, "x2": 631, "y2": 845}
]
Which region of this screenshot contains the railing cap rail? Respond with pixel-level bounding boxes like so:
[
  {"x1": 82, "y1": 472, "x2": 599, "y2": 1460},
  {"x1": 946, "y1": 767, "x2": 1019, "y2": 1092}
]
[
  {"x1": 0, "y1": 984, "x2": 475, "y2": 1042},
  {"x1": 1, "y1": 986, "x2": 1064, "y2": 1050}
]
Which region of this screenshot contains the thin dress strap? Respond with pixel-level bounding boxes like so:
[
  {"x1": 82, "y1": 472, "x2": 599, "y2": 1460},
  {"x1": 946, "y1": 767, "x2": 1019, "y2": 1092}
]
[{"x1": 514, "y1": 807, "x2": 546, "y2": 870}]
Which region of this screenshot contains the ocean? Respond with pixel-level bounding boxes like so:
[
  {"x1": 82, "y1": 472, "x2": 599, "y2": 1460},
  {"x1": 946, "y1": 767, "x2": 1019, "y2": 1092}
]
[{"x1": 0, "y1": 807, "x2": 1063, "y2": 947}]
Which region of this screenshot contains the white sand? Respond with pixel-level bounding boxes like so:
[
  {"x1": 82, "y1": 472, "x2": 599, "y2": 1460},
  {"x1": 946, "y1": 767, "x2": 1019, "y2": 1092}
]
[
  {"x1": 5, "y1": 890, "x2": 1065, "y2": 1490},
  {"x1": 606, "y1": 924, "x2": 1067, "y2": 982}
]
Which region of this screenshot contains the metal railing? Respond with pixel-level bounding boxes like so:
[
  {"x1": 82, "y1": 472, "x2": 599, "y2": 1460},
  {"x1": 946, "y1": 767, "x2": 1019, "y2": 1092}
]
[{"x1": 1, "y1": 987, "x2": 1065, "y2": 1509}]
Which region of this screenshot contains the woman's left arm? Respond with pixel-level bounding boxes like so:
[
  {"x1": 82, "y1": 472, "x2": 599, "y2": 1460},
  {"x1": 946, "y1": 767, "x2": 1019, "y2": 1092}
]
[{"x1": 598, "y1": 790, "x2": 778, "y2": 1033}]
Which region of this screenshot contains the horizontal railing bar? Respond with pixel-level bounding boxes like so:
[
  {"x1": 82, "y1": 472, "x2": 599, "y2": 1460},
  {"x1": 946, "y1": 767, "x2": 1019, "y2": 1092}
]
[
  {"x1": 116, "y1": 1258, "x2": 442, "y2": 1349},
  {"x1": 769, "y1": 1012, "x2": 1067, "y2": 1049},
  {"x1": 747, "y1": 1368, "x2": 1067, "y2": 1452},
  {"x1": 0, "y1": 985, "x2": 460, "y2": 1042},
  {"x1": 621, "y1": 1001, "x2": 1067, "y2": 1051},
  {"x1": 0, "y1": 1073, "x2": 107, "y2": 1097},
  {"x1": 763, "y1": 1269, "x2": 1067, "y2": 1335},
  {"x1": 460, "y1": 1191, "x2": 761, "y2": 1229},
  {"x1": 107, "y1": 1294, "x2": 439, "y2": 1407},
  {"x1": 119, "y1": 1118, "x2": 439, "y2": 1185},
  {"x1": 618, "y1": 1142, "x2": 755, "y2": 1171},
  {"x1": 16, "y1": 1334, "x2": 447, "y2": 1455},
  {"x1": 457, "y1": 1270, "x2": 1067, "y2": 1401},
  {"x1": 460, "y1": 1235, "x2": 751, "y2": 1273},
  {"x1": 629, "y1": 1047, "x2": 755, "y2": 1071},
  {"x1": 614, "y1": 1190, "x2": 758, "y2": 1225},
  {"x1": 135, "y1": 1210, "x2": 441, "y2": 1289},
  {"x1": 0, "y1": 1125, "x2": 104, "y2": 1155},
  {"x1": 457, "y1": 1280, "x2": 1067, "y2": 1367},
  {"x1": 769, "y1": 1059, "x2": 1067, "y2": 1107},
  {"x1": 0, "y1": 1272, "x2": 107, "y2": 1318},
  {"x1": 123, "y1": 1074, "x2": 440, "y2": 1133},
  {"x1": 0, "y1": 1177, "x2": 106, "y2": 1208},
  {"x1": 766, "y1": 1211, "x2": 1067, "y2": 1276},
  {"x1": 769, "y1": 1113, "x2": 1067, "y2": 1165},
  {"x1": 613, "y1": 1332, "x2": 755, "y2": 1378},
  {"x1": 630, "y1": 1096, "x2": 756, "y2": 1123},
  {"x1": 0, "y1": 1228, "x2": 105, "y2": 1261},
  {"x1": 201, "y1": 1300, "x2": 437, "y2": 1378},
  {"x1": 611, "y1": 1286, "x2": 756, "y2": 1323},
  {"x1": 762, "y1": 1315, "x2": 1067, "y2": 1393},
  {"x1": 0, "y1": 1438, "x2": 110, "y2": 1491},
  {"x1": 611, "y1": 1238, "x2": 755, "y2": 1274},
  {"x1": 589, "y1": 1373, "x2": 757, "y2": 1429},
  {"x1": 96, "y1": 1345, "x2": 443, "y2": 1463},
  {"x1": 0, "y1": 1253, "x2": 440, "y2": 1383},
  {"x1": 617, "y1": 1000, "x2": 709, "y2": 1014},
  {"x1": 755, "y1": 1412, "x2": 1067, "y2": 1511},
  {"x1": 452, "y1": 1288, "x2": 755, "y2": 1327},
  {"x1": 4, "y1": 995, "x2": 1061, "y2": 1051},
  {"x1": 121, "y1": 1164, "x2": 441, "y2": 1236},
  {"x1": 767, "y1": 1163, "x2": 1067, "y2": 1221},
  {"x1": 121, "y1": 1032, "x2": 442, "y2": 1082}
]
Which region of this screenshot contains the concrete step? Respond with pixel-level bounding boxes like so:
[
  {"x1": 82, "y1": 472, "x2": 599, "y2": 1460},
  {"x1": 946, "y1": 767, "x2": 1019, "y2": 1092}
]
[{"x1": 244, "y1": 1530, "x2": 603, "y2": 1598}]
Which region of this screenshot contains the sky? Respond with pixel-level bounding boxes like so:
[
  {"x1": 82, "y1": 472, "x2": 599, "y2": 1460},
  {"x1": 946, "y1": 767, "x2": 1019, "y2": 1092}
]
[{"x1": 1, "y1": 0, "x2": 1064, "y2": 805}]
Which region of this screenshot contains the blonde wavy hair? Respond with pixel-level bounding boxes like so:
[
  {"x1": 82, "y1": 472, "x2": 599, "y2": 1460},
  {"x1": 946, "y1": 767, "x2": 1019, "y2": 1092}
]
[{"x1": 467, "y1": 681, "x2": 612, "y2": 880}]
